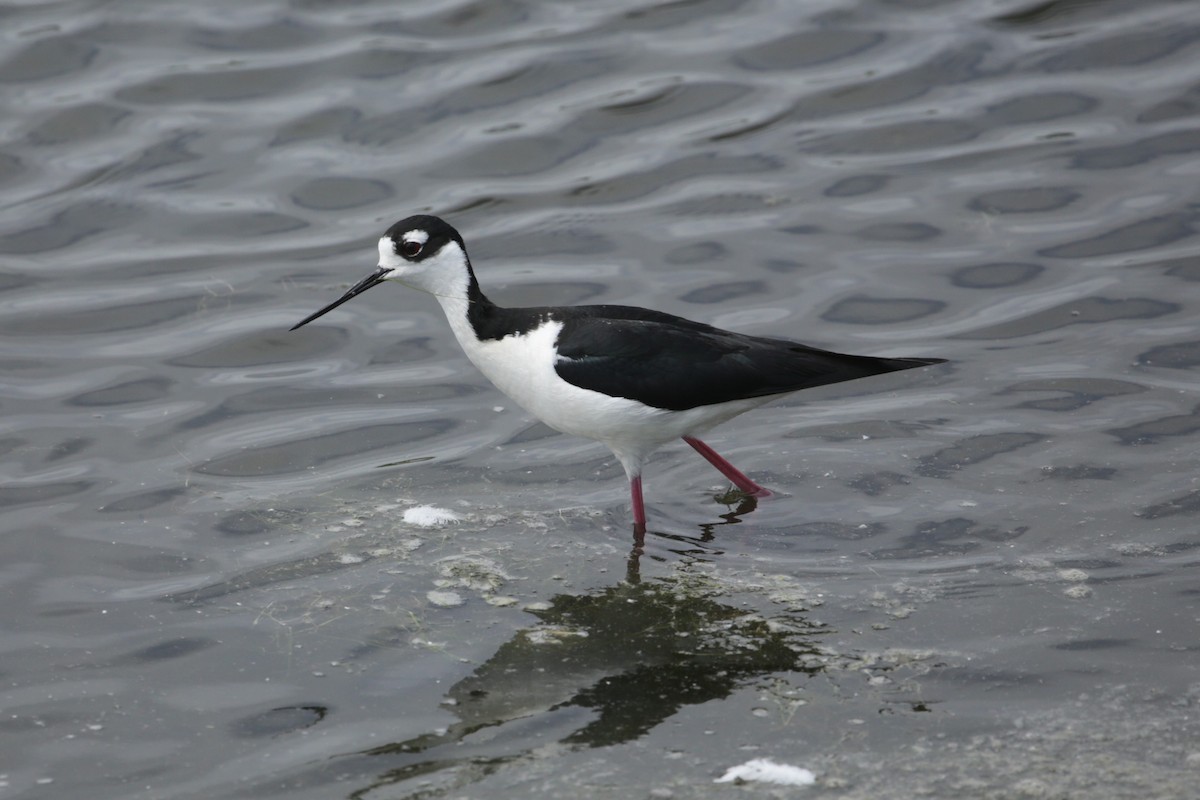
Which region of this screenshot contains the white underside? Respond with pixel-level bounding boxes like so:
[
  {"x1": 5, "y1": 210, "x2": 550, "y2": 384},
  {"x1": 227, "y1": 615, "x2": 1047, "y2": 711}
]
[{"x1": 445, "y1": 314, "x2": 771, "y2": 478}]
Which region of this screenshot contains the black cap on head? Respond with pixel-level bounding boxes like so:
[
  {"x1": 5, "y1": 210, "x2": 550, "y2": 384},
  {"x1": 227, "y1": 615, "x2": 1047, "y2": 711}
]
[{"x1": 382, "y1": 215, "x2": 464, "y2": 261}]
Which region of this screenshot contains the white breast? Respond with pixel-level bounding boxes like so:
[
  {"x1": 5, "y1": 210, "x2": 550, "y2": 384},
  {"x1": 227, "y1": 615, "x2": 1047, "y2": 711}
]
[
  {"x1": 459, "y1": 320, "x2": 649, "y2": 439},
  {"x1": 444, "y1": 317, "x2": 773, "y2": 471}
]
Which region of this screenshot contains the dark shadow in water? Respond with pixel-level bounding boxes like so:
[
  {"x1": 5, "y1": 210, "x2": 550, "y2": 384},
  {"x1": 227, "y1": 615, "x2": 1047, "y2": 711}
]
[
  {"x1": 171, "y1": 497, "x2": 932, "y2": 798},
  {"x1": 214, "y1": 496, "x2": 832, "y2": 796},
  {"x1": 303, "y1": 573, "x2": 832, "y2": 798}
]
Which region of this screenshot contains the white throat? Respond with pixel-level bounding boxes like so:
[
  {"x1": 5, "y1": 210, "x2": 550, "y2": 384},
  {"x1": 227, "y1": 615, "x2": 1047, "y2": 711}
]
[{"x1": 377, "y1": 237, "x2": 475, "y2": 342}]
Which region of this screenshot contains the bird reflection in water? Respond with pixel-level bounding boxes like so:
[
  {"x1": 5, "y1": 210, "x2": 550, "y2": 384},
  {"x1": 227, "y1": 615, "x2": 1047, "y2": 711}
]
[{"x1": 304, "y1": 567, "x2": 832, "y2": 798}]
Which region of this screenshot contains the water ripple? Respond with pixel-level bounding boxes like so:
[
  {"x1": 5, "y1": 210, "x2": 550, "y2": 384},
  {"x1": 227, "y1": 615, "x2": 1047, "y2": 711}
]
[{"x1": 3, "y1": 0, "x2": 1200, "y2": 796}]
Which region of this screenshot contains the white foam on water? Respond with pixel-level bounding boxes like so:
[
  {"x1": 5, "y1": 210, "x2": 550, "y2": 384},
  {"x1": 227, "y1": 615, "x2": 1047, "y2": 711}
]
[
  {"x1": 402, "y1": 505, "x2": 461, "y2": 527},
  {"x1": 715, "y1": 758, "x2": 815, "y2": 786}
]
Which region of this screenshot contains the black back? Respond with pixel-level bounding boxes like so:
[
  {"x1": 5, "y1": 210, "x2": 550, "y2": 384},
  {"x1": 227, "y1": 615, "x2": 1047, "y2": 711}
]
[{"x1": 539, "y1": 304, "x2": 942, "y2": 411}]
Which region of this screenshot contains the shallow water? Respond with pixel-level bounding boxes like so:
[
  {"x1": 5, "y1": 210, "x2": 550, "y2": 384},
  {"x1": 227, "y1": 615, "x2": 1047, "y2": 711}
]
[{"x1": 2, "y1": 0, "x2": 1199, "y2": 797}]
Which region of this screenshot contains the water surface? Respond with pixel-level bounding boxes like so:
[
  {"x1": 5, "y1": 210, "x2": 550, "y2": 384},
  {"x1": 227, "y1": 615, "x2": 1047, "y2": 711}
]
[{"x1": 1, "y1": 0, "x2": 1198, "y2": 797}]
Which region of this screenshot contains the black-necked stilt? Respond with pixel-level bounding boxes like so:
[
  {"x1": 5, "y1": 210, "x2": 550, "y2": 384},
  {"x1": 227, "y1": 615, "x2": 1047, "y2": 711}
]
[{"x1": 291, "y1": 215, "x2": 944, "y2": 534}]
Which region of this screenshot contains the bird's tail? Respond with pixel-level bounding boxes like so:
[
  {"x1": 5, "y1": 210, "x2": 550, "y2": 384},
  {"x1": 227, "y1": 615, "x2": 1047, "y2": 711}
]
[{"x1": 879, "y1": 356, "x2": 947, "y2": 370}]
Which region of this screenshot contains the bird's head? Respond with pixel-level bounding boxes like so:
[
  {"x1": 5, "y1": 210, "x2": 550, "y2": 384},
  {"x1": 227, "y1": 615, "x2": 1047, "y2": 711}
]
[{"x1": 290, "y1": 215, "x2": 470, "y2": 331}]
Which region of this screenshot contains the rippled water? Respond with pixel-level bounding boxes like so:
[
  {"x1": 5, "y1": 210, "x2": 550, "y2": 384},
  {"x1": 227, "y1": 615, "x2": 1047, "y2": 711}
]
[{"x1": 3, "y1": 0, "x2": 1199, "y2": 797}]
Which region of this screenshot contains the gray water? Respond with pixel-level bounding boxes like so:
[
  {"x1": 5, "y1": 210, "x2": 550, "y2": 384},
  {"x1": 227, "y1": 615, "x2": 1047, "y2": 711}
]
[{"x1": 2, "y1": 0, "x2": 1198, "y2": 797}]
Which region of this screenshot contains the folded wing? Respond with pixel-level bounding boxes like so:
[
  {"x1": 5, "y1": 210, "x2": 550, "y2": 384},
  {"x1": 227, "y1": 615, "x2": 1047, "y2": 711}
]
[{"x1": 552, "y1": 313, "x2": 942, "y2": 411}]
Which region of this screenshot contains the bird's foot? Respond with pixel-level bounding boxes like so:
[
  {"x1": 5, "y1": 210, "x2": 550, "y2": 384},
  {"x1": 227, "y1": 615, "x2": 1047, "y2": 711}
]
[{"x1": 715, "y1": 485, "x2": 771, "y2": 505}]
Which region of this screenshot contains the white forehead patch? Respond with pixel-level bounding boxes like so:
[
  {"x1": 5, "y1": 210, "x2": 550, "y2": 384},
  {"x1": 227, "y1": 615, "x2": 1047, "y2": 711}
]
[{"x1": 378, "y1": 229, "x2": 431, "y2": 263}]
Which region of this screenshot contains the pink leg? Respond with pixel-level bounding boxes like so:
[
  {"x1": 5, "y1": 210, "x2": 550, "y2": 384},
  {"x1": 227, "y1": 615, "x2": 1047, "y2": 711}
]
[
  {"x1": 683, "y1": 436, "x2": 771, "y2": 497},
  {"x1": 630, "y1": 474, "x2": 647, "y2": 535}
]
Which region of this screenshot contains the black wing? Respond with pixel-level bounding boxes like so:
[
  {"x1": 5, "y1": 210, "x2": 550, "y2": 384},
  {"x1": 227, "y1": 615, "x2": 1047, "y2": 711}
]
[{"x1": 552, "y1": 310, "x2": 942, "y2": 411}]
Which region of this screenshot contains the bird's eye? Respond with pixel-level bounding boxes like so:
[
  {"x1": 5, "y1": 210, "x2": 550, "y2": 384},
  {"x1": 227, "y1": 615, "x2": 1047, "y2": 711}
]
[{"x1": 401, "y1": 239, "x2": 423, "y2": 258}]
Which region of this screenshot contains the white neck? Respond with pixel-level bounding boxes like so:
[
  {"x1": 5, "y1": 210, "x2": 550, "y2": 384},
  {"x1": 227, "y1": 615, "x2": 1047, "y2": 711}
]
[
  {"x1": 405, "y1": 241, "x2": 478, "y2": 347},
  {"x1": 435, "y1": 272, "x2": 477, "y2": 349},
  {"x1": 379, "y1": 237, "x2": 479, "y2": 343}
]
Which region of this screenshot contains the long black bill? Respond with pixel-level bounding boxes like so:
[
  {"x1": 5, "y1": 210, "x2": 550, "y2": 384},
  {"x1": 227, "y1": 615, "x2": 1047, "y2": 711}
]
[{"x1": 290, "y1": 268, "x2": 391, "y2": 331}]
